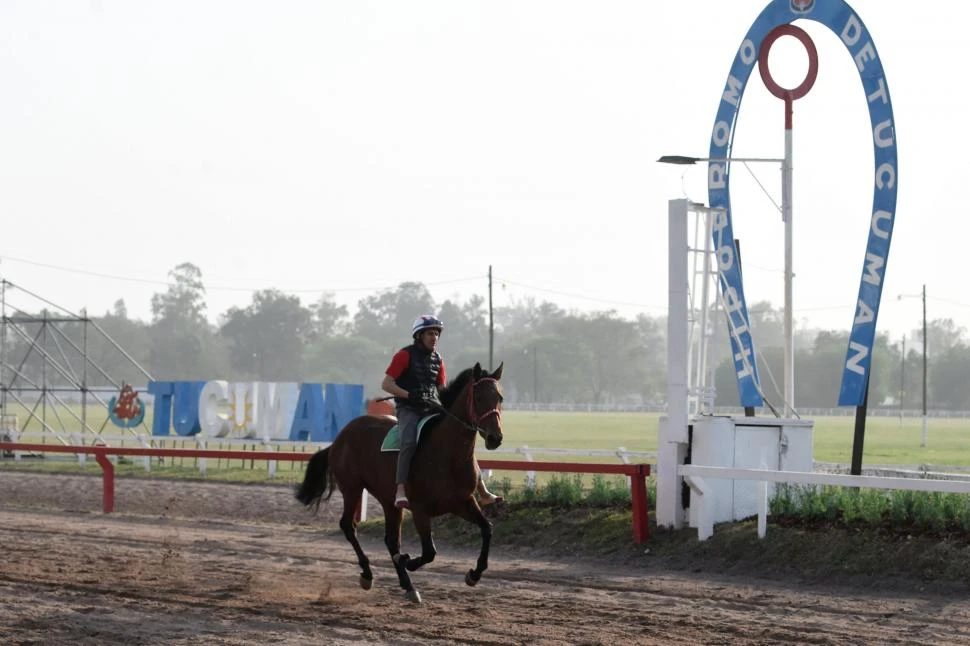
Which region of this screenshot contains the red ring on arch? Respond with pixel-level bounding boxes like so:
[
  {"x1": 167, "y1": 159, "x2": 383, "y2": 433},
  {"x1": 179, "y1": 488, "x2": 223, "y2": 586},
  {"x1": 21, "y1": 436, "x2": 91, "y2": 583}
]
[{"x1": 758, "y1": 24, "x2": 819, "y2": 101}]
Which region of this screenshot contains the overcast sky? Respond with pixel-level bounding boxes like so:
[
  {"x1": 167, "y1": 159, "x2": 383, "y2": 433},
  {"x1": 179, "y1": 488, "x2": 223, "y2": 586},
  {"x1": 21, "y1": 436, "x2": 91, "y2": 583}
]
[{"x1": 0, "y1": 1, "x2": 958, "y2": 344}]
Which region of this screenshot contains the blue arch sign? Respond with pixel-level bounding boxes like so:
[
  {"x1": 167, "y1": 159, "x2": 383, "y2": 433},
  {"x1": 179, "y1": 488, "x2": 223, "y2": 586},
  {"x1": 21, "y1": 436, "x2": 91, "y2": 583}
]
[{"x1": 709, "y1": 0, "x2": 897, "y2": 408}]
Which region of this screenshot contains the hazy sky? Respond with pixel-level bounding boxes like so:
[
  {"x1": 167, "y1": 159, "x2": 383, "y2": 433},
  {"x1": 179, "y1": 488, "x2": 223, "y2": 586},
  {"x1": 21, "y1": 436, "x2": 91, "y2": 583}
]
[{"x1": 0, "y1": 1, "x2": 958, "y2": 344}]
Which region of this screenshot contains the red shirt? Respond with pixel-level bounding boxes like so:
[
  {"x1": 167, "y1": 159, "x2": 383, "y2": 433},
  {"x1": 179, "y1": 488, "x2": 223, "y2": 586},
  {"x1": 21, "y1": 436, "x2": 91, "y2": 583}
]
[{"x1": 386, "y1": 349, "x2": 447, "y2": 386}]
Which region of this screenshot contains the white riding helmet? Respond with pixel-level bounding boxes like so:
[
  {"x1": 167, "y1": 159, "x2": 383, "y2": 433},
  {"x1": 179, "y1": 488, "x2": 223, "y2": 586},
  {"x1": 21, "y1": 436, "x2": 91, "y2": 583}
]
[{"x1": 411, "y1": 315, "x2": 444, "y2": 339}]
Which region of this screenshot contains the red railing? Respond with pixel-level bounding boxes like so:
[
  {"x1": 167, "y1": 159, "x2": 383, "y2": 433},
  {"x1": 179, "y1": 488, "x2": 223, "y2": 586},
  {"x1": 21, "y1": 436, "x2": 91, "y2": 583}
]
[
  {"x1": 478, "y1": 459, "x2": 650, "y2": 543},
  {"x1": 0, "y1": 443, "x2": 651, "y2": 543}
]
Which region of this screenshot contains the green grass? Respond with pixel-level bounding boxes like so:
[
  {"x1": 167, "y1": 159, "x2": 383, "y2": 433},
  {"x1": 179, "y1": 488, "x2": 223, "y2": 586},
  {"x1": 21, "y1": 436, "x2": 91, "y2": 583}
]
[
  {"x1": 7, "y1": 409, "x2": 970, "y2": 479},
  {"x1": 502, "y1": 411, "x2": 970, "y2": 467},
  {"x1": 502, "y1": 411, "x2": 656, "y2": 452}
]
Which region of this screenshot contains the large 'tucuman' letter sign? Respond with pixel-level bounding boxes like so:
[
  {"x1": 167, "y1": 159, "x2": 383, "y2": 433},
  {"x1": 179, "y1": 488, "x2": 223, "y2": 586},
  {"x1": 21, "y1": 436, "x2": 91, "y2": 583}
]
[{"x1": 709, "y1": 0, "x2": 897, "y2": 408}]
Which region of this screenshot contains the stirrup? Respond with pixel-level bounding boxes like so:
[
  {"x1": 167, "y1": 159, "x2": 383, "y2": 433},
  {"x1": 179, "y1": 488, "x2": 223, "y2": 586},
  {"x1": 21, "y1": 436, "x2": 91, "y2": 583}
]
[{"x1": 394, "y1": 494, "x2": 410, "y2": 510}]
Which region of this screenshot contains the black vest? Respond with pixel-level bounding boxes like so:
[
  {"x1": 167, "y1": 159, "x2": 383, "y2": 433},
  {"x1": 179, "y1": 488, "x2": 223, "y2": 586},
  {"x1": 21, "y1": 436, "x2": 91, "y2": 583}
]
[{"x1": 394, "y1": 343, "x2": 442, "y2": 408}]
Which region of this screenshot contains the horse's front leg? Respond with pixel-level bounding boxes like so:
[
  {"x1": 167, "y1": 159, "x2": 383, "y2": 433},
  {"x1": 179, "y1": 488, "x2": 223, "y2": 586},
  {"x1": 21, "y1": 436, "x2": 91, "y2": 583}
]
[
  {"x1": 383, "y1": 505, "x2": 421, "y2": 603},
  {"x1": 404, "y1": 511, "x2": 437, "y2": 573},
  {"x1": 453, "y1": 498, "x2": 492, "y2": 586}
]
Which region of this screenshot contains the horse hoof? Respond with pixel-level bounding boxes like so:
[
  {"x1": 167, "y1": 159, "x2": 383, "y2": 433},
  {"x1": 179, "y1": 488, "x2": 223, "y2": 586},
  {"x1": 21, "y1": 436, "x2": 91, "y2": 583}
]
[
  {"x1": 405, "y1": 589, "x2": 422, "y2": 603},
  {"x1": 359, "y1": 574, "x2": 373, "y2": 590},
  {"x1": 465, "y1": 569, "x2": 480, "y2": 587}
]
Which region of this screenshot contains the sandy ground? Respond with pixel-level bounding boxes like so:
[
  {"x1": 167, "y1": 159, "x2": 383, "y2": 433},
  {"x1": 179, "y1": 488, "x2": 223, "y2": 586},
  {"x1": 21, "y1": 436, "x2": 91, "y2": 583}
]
[{"x1": 2, "y1": 470, "x2": 970, "y2": 645}]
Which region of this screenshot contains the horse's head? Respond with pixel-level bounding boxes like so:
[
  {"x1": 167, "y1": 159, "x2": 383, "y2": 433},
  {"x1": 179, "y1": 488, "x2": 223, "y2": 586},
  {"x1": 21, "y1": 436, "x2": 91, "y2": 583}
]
[{"x1": 469, "y1": 362, "x2": 504, "y2": 450}]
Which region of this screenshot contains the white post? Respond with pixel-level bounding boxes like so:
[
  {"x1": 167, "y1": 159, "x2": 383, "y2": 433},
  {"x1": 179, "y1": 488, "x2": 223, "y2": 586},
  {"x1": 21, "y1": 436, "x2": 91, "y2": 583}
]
[
  {"x1": 757, "y1": 480, "x2": 768, "y2": 538},
  {"x1": 139, "y1": 434, "x2": 151, "y2": 472},
  {"x1": 783, "y1": 129, "x2": 795, "y2": 417},
  {"x1": 517, "y1": 445, "x2": 536, "y2": 489},
  {"x1": 657, "y1": 199, "x2": 690, "y2": 528},
  {"x1": 73, "y1": 434, "x2": 85, "y2": 467},
  {"x1": 264, "y1": 436, "x2": 277, "y2": 478},
  {"x1": 197, "y1": 438, "x2": 207, "y2": 476}
]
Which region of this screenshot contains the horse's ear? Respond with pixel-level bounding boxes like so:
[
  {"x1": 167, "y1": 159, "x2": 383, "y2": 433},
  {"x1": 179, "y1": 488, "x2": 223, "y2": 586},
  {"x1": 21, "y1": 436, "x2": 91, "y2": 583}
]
[
  {"x1": 473, "y1": 362, "x2": 483, "y2": 380},
  {"x1": 492, "y1": 362, "x2": 504, "y2": 380}
]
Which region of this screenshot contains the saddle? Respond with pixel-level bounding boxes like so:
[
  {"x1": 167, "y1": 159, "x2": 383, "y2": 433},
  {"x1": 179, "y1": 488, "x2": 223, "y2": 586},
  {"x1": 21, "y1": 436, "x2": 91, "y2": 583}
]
[{"x1": 380, "y1": 414, "x2": 441, "y2": 452}]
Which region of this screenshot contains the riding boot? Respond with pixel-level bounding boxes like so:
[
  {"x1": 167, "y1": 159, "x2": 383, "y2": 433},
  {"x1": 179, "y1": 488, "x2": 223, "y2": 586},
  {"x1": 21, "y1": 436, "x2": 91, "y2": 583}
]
[{"x1": 477, "y1": 480, "x2": 503, "y2": 506}]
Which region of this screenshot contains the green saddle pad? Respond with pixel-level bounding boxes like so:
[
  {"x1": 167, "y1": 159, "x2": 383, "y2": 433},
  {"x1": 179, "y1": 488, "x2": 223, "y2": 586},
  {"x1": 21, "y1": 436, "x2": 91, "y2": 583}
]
[{"x1": 381, "y1": 414, "x2": 440, "y2": 452}]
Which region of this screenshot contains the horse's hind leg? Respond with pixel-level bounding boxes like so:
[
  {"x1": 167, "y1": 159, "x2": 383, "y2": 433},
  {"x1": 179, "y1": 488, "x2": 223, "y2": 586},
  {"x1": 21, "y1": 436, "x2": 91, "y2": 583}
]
[
  {"x1": 382, "y1": 505, "x2": 421, "y2": 603},
  {"x1": 337, "y1": 485, "x2": 374, "y2": 590}
]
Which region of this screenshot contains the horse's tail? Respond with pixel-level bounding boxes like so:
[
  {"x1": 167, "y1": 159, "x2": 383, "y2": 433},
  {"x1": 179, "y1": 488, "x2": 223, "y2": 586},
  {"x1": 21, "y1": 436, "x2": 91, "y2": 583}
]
[{"x1": 295, "y1": 447, "x2": 336, "y2": 512}]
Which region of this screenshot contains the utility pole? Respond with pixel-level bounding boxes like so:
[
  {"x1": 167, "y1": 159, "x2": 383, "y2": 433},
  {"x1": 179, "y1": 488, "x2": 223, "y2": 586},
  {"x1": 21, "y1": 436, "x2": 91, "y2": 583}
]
[
  {"x1": 921, "y1": 283, "x2": 927, "y2": 447},
  {"x1": 488, "y1": 266, "x2": 494, "y2": 371},
  {"x1": 533, "y1": 346, "x2": 538, "y2": 413},
  {"x1": 899, "y1": 285, "x2": 929, "y2": 447}
]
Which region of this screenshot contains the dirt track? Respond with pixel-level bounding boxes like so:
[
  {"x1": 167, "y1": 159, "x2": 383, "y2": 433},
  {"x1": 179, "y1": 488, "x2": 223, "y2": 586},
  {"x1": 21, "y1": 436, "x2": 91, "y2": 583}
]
[{"x1": 2, "y1": 471, "x2": 970, "y2": 645}]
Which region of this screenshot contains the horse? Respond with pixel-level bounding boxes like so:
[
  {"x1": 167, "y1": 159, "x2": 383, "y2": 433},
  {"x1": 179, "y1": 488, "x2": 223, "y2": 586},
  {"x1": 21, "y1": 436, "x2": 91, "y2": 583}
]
[{"x1": 295, "y1": 361, "x2": 505, "y2": 603}]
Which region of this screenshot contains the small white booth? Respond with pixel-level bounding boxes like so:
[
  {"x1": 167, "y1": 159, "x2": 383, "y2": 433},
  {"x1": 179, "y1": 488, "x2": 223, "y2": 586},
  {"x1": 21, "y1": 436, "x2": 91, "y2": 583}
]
[
  {"x1": 656, "y1": 200, "x2": 815, "y2": 530},
  {"x1": 687, "y1": 415, "x2": 812, "y2": 524}
]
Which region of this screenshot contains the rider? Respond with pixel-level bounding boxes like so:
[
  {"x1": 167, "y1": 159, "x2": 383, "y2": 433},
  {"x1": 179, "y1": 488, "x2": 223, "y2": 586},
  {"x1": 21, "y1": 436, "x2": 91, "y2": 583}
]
[{"x1": 382, "y1": 314, "x2": 502, "y2": 509}]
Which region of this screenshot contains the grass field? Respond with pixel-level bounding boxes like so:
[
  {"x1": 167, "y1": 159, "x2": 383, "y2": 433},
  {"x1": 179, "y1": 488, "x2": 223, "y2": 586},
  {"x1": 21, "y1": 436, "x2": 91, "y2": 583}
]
[
  {"x1": 5, "y1": 407, "x2": 970, "y2": 468},
  {"x1": 7, "y1": 407, "x2": 970, "y2": 464},
  {"x1": 6, "y1": 408, "x2": 970, "y2": 486},
  {"x1": 500, "y1": 411, "x2": 970, "y2": 467}
]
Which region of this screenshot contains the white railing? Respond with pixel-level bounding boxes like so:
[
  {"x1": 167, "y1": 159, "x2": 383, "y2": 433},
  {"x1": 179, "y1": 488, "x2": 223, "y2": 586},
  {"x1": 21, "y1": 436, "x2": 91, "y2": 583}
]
[{"x1": 678, "y1": 464, "x2": 970, "y2": 542}]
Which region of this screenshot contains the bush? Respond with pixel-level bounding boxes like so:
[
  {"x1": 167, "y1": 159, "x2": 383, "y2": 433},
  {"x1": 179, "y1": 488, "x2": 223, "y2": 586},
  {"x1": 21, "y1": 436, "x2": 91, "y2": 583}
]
[{"x1": 770, "y1": 484, "x2": 970, "y2": 537}]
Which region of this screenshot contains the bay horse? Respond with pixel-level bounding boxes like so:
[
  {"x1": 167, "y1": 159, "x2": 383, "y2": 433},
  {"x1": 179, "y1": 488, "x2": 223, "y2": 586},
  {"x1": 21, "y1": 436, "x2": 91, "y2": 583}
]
[{"x1": 295, "y1": 361, "x2": 504, "y2": 603}]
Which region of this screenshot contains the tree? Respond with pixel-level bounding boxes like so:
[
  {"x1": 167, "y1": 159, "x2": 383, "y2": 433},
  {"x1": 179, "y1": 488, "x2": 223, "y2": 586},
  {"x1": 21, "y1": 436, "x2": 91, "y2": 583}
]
[
  {"x1": 311, "y1": 292, "x2": 350, "y2": 339},
  {"x1": 88, "y1": 303, "x2": 152, "y2": 388},
  {"x1": 148, "y1": 263, "x2": 220, "y2": 379},
  {"x1": 220, "y1": 289, "x2": 313, "y2": 380},
  {"x1": 747, "y1": 300, "x2": 785, "y2": 350},
  {"x1": 304, "y1": 336, "x2": 391, "y2": 394},
  {"x1": 353, "y1": 282, "x2": 436, "y2": 351},
  {"x1": 151, "y1": 263, "x2": 207, "y2": 326},
  {"x1": 436, "y1": 295, "x2": 489, "y2": 367},
  {"x1": 635, "y1": 314, "x2": 666, "y2": 404}
]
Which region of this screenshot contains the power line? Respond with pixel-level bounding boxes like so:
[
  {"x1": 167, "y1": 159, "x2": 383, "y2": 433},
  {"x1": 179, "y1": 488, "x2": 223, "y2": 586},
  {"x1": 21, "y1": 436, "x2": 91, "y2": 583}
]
[
  {"x1": 495, "y1": 276, "x2": 664, "y2": 310},
  {"x1": 0, "y1": 253, "x2": 484, "y2": 295}
]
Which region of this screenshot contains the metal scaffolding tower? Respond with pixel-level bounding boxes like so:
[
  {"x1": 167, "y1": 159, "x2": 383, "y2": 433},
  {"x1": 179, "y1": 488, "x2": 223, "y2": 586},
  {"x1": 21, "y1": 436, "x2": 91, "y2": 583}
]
[{"x1": 0, "y1": 279, "x2": 153, "y2": 444}]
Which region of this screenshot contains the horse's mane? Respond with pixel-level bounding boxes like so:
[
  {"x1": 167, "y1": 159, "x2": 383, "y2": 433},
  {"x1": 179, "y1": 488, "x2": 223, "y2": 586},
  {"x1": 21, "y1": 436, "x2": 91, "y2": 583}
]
[{"x1": 439, "y1": 367, "x2": 476, "y2": 410}]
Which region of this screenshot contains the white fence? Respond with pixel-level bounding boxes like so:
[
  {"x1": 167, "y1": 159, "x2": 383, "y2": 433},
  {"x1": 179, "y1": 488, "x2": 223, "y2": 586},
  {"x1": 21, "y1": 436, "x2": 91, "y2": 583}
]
[{"x1": 678, "y1": 464, "x2": 970, "y2": 542}]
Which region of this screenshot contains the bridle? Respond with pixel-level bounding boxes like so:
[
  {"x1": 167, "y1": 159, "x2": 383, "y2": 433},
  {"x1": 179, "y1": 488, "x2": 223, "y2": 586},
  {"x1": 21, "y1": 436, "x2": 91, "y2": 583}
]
[
  {"x1": 431, "y1": 376, "x2": 501, "y2": 438},
  {"x1": 466, "y1": 377, "x2": 501, "y2": 427}
]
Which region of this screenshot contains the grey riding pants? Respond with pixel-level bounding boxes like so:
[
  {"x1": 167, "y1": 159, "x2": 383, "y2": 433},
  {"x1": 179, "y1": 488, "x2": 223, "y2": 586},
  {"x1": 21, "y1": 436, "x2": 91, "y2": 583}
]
[{"x1": 395, "y1": 406, "x2": 422, "y2": 485}]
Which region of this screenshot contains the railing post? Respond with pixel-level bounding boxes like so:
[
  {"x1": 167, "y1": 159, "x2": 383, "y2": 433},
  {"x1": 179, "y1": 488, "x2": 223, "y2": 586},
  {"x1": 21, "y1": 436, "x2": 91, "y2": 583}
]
[
  {"x1": 757, "y1": 480, "x2": 768, "y2": 538},
  {"x1": 517, "y1": 445, "x2": 536, "y2": 489},
  {"x1": 73, "y1": 434, "x2": 84, "y2": 467},
  {"x1": 197, "y1": 438, "x2": 207, "y2": 476},
  {"x1": 264, "y1": 436, "x2": 277, "y2": 478},
  {"x1": 139, "y1": 434, "x2": 152, "y2": 472},
  {"x1": 94, "y1": 447, "x2": 115, "y2": 513},
  {"x1": 629, "y1": 464, "x2": 650, "y2": 544}
]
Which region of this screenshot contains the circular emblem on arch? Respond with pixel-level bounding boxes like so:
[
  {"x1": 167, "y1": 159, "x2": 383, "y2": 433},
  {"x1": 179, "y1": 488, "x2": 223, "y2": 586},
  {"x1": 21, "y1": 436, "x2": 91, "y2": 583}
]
[{"x1": 757, "y1": 24, "x2": 819, "y2": 101}]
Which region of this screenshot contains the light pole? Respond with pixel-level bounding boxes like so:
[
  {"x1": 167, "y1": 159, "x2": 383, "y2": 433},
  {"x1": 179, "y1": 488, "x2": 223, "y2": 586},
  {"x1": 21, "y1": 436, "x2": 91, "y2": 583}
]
[
  {"x1": 899, "y1": 333, "x2": 905, "y2": 426},
  {"x1": 524, "y1": 346, "x2": 539, "y2": 414},
  {"x1": 898, "y1": 284, "x2": 927, "y2": 446},
  {"x1": 533, "y1": 346, "x2": 538, "y2": 413},
  {"x1": 658, "y1": 154, "x2": 791, "y2": 415}
]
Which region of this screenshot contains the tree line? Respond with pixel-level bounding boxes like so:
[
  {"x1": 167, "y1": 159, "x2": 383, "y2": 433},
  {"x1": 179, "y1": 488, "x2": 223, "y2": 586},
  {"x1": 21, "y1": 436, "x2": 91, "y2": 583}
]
[{"x1": 6, "y1": 262, "x2": 969, "y2": 411}]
